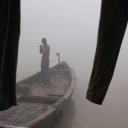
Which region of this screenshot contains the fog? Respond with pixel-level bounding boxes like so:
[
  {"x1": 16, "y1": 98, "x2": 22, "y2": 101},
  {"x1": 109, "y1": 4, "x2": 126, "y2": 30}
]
[{"x1": 17, "y1": 0, "x2": 128, "y2": 128}]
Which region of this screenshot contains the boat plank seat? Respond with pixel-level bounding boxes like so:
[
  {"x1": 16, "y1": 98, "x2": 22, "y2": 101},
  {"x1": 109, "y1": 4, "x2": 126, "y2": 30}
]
[
  {"x1": 0, "y1": 102, "x2": 48, "y2": 126},
  {"x1": 18, "y1": 95, "x2": 59, "y2": 104}
]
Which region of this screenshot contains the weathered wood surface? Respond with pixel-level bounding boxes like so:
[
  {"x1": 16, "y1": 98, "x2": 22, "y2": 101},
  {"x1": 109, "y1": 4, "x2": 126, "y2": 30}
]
[
  {"x1": 0, "y1": 102, "x2": 48, "y2": 125},
  {"x1": 0, "y1": 62, "x2": 76, "y2": 128}
]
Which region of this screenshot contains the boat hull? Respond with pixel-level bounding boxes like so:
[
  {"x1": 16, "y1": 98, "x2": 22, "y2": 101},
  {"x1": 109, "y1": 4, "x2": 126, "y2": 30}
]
[{"x1": 0, "y1": 61, "x2": 76, "y2": 128}]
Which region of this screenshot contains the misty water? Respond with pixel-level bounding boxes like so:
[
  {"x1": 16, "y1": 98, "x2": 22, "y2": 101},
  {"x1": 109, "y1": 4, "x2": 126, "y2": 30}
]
[{"x1": 17, "y1": 0, "x2": 128, "y2": 128}]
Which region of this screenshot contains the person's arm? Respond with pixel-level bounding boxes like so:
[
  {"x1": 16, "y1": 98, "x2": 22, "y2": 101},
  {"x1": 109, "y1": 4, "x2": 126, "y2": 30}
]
[{"x1": 40, "y1": 45, "x2": 43, "y2": 53}]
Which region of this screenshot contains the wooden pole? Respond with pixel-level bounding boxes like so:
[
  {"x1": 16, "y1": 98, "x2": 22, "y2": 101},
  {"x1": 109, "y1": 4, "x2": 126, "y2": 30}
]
[{"x1": 56, "y1": 53, "x2": 60, "y2": 64}]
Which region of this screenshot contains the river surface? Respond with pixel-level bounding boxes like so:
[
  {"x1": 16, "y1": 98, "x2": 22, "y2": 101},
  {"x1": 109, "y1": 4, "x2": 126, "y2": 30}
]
[{"x1": 17, "y1": 1, "x2": 128, "y2": 128}]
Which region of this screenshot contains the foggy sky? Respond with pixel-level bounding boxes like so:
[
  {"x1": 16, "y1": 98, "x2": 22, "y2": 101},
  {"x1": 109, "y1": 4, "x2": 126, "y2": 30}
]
[{"x1": 17, "y1": 0, "x2": 101, "y2": 79}]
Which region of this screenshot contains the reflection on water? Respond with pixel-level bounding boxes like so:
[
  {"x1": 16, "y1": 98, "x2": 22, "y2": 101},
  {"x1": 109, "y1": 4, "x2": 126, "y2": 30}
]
[{"x1": 54, "y1": 99, "x2": 76, "y2": 128}]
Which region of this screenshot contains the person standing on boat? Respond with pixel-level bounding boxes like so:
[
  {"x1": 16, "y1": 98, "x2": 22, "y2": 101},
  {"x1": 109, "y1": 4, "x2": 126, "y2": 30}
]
[{"x1": 40, "y1": 37, "x2": 50, "y2": 84}]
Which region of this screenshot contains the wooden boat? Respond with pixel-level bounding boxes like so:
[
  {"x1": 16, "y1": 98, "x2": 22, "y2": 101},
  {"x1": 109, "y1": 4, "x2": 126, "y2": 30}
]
[{"x1": 0, "y1": 61, "x2": 76, "y2": 128}]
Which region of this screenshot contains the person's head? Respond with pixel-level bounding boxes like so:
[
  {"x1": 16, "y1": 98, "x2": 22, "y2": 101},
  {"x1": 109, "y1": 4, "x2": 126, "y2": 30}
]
[{"x1": 41, "y1": 37, "x2": 47, "y2": 45}]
